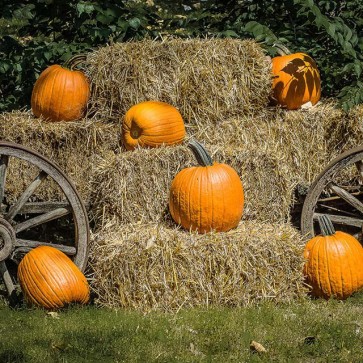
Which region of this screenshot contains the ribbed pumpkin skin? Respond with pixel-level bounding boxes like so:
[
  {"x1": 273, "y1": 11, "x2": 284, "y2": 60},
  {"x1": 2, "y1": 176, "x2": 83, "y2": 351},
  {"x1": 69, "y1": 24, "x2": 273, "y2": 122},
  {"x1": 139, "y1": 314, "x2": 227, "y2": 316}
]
[
  {"x1": 304, "y1": 231, "x2": 363, "y2": 299},
  {"x1": 169, "y1": 163, "x2": 244, "y2": 233},
  {"x1": 122, "y1": 101, "x2": 186, "y2": 150},
  {"x1": 31, "y1": 65, "x2": 90, "y2": 122},
  {"x1": 18, "y1": 246, "x2": 90, "y2": 309},
  {"x1": 271, "y1": 53, "x2": 321, "y2": 110}
]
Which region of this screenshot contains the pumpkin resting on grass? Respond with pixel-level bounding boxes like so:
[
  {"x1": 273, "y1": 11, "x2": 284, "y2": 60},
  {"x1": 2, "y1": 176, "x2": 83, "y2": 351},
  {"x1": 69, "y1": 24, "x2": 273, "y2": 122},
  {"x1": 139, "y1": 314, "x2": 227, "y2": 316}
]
[
  {"x1": 18, "y1": 246, "x2": 90, "y2": 309},
  {"x1": 31, "y1": 55, "x2": 90, "y2": 122},
  {"x1": 303, "y1": 215, "x2": 363, "y2": 299},
  {"x1": 271, "y1": 48, "x2": 321, "y2": 110},
  {"x1": 122, "y1": 100, "x2": 186, "y2": 150},
  {"x1": 169, "y1": 139, "x2": 244, "y2": 233}
]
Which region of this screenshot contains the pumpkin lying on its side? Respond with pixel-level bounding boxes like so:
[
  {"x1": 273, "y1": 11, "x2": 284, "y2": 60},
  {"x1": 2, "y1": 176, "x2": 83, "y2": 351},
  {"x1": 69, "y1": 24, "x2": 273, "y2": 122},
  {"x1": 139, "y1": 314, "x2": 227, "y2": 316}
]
[
  {"x1": 18, "y1": 245, "x2": 90, "y2": 309},
  {"x1": 303, "y1": 215, "x2": 363, "y2": 300},
  {"x1": 31, "y1": 55, "x2": 90, "y2": 122},
  {"x1": 122, "y1": 100, "x2": 186, "y2": 150},
  {"x1": 169, "y1": 139, "x2": 244, "y2": 233},
  {"x1": 271, "y1": 47, "x2": 321, "y2": 110}
]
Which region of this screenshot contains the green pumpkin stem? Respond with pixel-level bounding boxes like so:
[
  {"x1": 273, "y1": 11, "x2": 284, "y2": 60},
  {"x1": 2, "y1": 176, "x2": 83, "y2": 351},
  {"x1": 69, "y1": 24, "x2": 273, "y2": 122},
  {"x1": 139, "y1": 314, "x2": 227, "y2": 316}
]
[
  {"x1": 317, "y1": 215, "x2": 336, "y2": 236},
  {"x1": 64, "y1": 54, "x2": 87, "y2": 70},
  {"x1": 273, "y1": 43, "x2": 292, "y2": 56},
  {"x1": 188, "y1": 139, "x2": 213, "y2": 167}
]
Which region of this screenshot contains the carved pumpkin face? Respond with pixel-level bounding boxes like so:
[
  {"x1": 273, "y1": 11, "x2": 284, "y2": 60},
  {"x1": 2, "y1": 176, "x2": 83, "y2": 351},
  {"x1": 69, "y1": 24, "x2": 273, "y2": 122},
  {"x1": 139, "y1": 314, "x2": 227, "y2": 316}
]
[
  {"x1": 31, "y1": 63, "x2": 90, "y2": 122},
  {"x1": 18, "y1": 246, "x2": 90, "y2": 309},
  {"x1": 122, "y1": 101, "x2": 186, "y2": 150},
  {"x1": 169, "y1": 140, "x2": 244, "y2": 233},
  {"x1": 271, "y1": 53, "x2": 321, "y2": 110},
  {"x1": 303, "y1": 215, "x2": 363, "y2": 300}
]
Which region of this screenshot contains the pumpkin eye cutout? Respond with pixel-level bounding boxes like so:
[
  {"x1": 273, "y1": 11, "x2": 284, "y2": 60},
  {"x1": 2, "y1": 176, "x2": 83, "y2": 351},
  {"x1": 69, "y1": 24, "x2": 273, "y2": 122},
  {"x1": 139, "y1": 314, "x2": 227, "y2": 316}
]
[
  {"x1": 122, "y1": 101, "x2": 186, "y2": 150},
  {"x1": 271, "y1": 52, "x2": 321, "y2": 110},
  {"x1": 169, "y1": 140, "x2": 244, "y2": 233}
]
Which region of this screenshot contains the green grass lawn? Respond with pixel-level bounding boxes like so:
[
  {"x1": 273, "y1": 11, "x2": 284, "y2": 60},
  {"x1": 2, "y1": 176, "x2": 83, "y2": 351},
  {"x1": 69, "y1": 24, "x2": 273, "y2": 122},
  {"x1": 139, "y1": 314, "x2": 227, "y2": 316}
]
[{"x1": 1, "y1": 292, "x2": 363, "y2": 363}]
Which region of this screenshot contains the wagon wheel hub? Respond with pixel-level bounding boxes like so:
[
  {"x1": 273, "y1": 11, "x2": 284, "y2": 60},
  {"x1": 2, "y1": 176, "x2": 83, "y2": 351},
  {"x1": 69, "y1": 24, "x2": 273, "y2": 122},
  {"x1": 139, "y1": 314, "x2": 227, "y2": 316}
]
[{"x1": 0, "y1": 217, "x2": 15, "y2": 261}]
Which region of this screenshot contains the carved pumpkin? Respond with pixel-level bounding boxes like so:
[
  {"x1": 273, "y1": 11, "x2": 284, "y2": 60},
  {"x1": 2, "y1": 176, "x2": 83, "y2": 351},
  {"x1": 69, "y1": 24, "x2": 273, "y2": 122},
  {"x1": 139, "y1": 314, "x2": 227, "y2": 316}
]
[
  {"x1": 122, "y1": 100, "x2": 186, "y2": 150},
  {"x1": 18, "y1": 246, "x2": 90, "y2": 309},
  {"x1": 271, "y1": 50, "x2": 321, "y2": 110},
  {"x1": 169, "y1": 140, "x2": 244, "y2": 233},
  {"x1": 303, "y1": 215, "x2": 363, "y2": 299},
  {"x1": 31, "y1": 55, "x2": 90, "y2": 122}
]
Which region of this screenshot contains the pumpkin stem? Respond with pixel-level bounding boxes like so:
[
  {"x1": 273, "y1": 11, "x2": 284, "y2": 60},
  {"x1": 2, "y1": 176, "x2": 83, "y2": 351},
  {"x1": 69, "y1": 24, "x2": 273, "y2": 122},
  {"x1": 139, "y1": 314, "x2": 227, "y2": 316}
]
[
  {"x1": 273, "y1": 43, "x2": 291, "y2": 56},
  {"x1": 188, "y1": 139, "x2": 213, "y2": 167},
  {"x1": 64, "y1": 54, "x2": 87, "y2": 70},
  {"x1": 317, "y1": 215, "x2": 336, "y2": 236}
]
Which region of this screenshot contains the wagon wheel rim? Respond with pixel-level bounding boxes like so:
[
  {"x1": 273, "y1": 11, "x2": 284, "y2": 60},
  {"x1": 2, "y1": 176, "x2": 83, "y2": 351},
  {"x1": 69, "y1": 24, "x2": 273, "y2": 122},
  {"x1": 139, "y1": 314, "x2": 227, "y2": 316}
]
[
  {"x1": 0, "y1": 141, "x2": 89, "y2": 297},
  {"x1": 301, "y1": 145, "x2": 363, "y2": 241}
]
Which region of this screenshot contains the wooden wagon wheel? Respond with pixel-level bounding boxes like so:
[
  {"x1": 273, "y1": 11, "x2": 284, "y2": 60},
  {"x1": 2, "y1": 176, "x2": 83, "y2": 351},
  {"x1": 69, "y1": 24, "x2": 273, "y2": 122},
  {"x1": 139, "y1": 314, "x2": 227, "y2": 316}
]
[
  {"x1": 301, "y1": 145, "x2": 363, "y2": 242},
  {"x1": 0, "y1": 141, "x2": 89, "y2": 300}
]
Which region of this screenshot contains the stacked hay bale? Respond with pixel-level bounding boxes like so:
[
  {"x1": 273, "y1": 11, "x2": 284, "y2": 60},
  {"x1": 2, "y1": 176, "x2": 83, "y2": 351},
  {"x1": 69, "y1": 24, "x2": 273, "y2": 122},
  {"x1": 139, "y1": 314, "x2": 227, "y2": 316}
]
[{"x1": 3, "y1": 37, "x2": 363, "y2": 311}]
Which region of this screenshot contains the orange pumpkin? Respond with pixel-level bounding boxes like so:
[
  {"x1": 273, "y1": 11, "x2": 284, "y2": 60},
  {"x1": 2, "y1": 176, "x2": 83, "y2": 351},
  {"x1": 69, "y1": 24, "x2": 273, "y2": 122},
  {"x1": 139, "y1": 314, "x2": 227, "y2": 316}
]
[
  {"x1": 169, "y1": 140, "x2": 244, "y2": 233},
  {"x1": 31, "y1": 55, "x2": 90, "y2": 122},
  {"x1": 18, "y1": 246, "x2": 90, "y2": 309},
  {"x1": 303, "y1": 215, "x2": 363, "y2": 300},
  {"x1": 122, "y1": 100, "x2": 186, "y2": 150},
  {"x1": 271, "y1": 51, "x2": 321, "y2": 110}
]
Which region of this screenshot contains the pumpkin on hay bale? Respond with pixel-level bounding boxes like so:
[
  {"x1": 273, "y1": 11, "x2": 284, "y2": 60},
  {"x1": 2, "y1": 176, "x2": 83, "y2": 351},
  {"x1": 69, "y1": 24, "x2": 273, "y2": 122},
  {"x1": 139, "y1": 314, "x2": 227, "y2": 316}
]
[{"x1": 31, "y1": 55, "x2": 90, "y2": 122}]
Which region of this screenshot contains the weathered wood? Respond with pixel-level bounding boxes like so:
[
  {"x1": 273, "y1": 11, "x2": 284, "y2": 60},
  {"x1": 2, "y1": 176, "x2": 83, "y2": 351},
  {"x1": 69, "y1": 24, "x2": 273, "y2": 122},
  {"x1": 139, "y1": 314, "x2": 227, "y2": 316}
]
[
  {"x1": 0, "y1": 261, "x2": 15, "y2": 296},
  {"x1": 327, "y1": 182, "x2": 363, "y2": 214},
  {"x1": 313, "y1": 212, "x2": 363, "y2": 228},
  {"x1": 14, "y1": 239, "x2": 77, "y2": 255},
  {"x1": 0, "y1": 155, "x2": 8, "y2": 205},
  {"x1": 6, "y1": 170, "x2": 48, "y2": 220},
  {"x1": 14, "y1": 207, "x2": 70, "y2": 233},
  {"x1": 301, "y1": 145, "x2": 363, "y2": 239}
]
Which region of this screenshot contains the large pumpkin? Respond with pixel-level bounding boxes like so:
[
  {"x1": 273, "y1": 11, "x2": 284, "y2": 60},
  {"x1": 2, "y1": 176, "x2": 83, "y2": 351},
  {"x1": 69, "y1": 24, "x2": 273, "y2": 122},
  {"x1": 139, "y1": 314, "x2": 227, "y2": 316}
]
[
  {"x1": 169, "y1": 140, "x2": 244, "y2": 233},
  {"x1": 122, "y1": 100, "x2": 186, "y2": 150},
  {"x1": 31, "y1": 55, "x2": 90, "y2": 122},
  {"x1": 18, "y1": 246, "x2": 90, "y2": 309},
  {"x1": 271, "y1": 50, "x2": 321, "y2": 110},
  {"x1": 303, "y1": 215, "x2": 363, "y2": 300}
]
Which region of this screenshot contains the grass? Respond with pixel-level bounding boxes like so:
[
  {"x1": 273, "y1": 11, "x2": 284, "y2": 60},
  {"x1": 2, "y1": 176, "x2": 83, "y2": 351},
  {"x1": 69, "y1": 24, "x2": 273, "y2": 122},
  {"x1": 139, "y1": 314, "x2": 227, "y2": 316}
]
[{"x1": 1, "y1": 292, "x2": 363, "y2": 363}]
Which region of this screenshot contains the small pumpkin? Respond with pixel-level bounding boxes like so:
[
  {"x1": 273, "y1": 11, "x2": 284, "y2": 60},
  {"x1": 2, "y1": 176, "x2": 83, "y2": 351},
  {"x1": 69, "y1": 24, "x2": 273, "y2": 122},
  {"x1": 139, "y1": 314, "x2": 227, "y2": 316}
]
[
  {"x1": 122, "y1": 100, "x2": 186, "y2": 150},
  {"x1": 18, "y1": 246, "x2": 90, "y2": 309},
  {"x1": 31, "y1": 55, "x2": 90, "y2": 122},
  {"x1": 271, "y1": 46, "x2": 321, "y2": 110},
  {"x1": 303, "y1": 215, "x2": 363, "y2": 300},
  {"x1": 169, "y1": 140, "x2": 244, "y2": 233}
]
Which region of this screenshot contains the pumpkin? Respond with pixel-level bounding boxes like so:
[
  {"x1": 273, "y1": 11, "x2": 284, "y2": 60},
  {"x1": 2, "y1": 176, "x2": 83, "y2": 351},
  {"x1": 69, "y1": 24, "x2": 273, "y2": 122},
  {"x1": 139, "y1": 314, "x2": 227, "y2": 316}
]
[
  {"x1": 303, "y1": 215, "x2": 363, "y2": 300},
  {"x1": 31, "y1": 55, "x2": 90, "y2": 122},
  {"x1": 122, "y1": 100, "x2": 186, "y2": 150},
  {"x1": 169, "y1": 140, "x2": 244, "y2": 233},
  {"x1": 17, "y1": 246, "x2": 90, "y2": 309},
  {"x1": 271, "y1": 47, "x2": 321, "y2": 110}
]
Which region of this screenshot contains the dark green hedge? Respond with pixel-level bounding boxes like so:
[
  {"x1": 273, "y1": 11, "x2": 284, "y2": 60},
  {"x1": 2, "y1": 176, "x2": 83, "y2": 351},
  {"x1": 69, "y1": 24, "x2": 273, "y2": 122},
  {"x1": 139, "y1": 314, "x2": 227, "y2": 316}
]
[{"x1": 1, "y1": 0, "x2": 362, "y2": 112}]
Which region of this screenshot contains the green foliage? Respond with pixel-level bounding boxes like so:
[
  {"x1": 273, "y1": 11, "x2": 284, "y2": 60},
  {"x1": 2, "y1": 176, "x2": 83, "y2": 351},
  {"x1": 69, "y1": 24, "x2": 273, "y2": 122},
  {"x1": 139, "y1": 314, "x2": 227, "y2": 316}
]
[{"x1": 1, "y1": 0, "x2": 363, "y2": 112}]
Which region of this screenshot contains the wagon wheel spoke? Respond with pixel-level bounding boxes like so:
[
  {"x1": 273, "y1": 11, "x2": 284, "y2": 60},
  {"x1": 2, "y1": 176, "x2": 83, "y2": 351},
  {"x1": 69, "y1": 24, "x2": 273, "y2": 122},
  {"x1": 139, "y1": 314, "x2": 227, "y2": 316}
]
[
  {"x1": 313, "y1": 212, "x2": 363, "y2": 228},
  {"x1": 0, "y1": 261, "x2": 15, "y2": 297},
  {"x1": 14, "y1": 239, "x2": 76, "y2": 255},
  {"x1": 5, "y1": 170, "x2": 48, "y2": 221},
  {"x1": 14, "y1": 207, "x2": 70, "y2": 233},
  {"x1": 0, "y1": 155, "x2": 9, "y2": 204},
  {"x1": 327, "y1": 182, "x2": 363, "y2": 214}
]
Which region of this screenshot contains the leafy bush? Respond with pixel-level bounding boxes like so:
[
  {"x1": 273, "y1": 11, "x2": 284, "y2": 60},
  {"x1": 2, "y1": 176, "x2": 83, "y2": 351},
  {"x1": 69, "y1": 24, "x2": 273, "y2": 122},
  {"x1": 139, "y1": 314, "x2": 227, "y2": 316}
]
[{"x1": 1, "y1": 0, "x2": 362, "y2": 112}]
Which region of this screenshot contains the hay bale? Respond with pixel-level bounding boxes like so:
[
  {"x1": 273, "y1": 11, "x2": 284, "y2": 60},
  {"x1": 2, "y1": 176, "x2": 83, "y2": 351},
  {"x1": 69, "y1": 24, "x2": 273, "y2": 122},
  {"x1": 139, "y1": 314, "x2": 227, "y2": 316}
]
[
  {"x1": 89, "y1": 142, "x2": 293, "y2": 228},
  {"x1": 89, "y1": 221, "x2": 307, "y2": 311},
  {"x1": 0, "y1": 111, "x2": 120, "y2": 204},
  {"x1": 86, "y1": 38, "x2": 272, "y2": 125}
]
